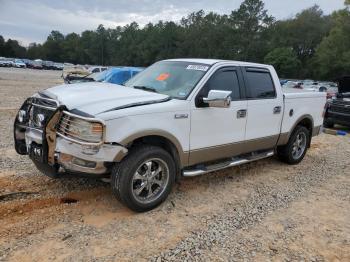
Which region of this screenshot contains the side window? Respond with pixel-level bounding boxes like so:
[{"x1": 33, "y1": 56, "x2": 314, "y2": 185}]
[
  {"x1": 245, "y1": 70, "x2": 276, "y2": 99},
  {"x1": 110, "y1": 71, "x2": 130, "y2": 84},
  {"x1": 199, "y1": 69, "x2": 241, "y2": 103}
]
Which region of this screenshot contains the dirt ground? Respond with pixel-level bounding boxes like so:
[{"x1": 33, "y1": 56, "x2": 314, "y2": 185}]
[{"x1": 0, "y1": 68, "x2": 349, "y2": 261}]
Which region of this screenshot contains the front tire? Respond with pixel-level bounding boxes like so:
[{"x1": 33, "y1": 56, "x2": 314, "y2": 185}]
[
  {"x1": 277, "y1": 126, "x2": 310, "y2": 165},
  {"x1": 111, "y1": 145, "x2": 176, "y2": 212}
]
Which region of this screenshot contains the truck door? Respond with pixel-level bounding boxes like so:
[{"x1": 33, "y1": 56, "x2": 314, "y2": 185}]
[
  {"x1": 242, "y1": 67, "x2": 283, "y2": 147},
  {"x1": 189, "y1": 66, "x2": 248, "y2": 165}
]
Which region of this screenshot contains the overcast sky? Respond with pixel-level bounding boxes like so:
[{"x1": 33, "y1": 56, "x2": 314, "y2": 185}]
[{"x1": 0, "y1": 0, "x2": 346, "y2": 46}]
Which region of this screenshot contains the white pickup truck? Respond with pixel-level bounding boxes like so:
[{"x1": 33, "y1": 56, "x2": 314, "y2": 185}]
[{"x1": 14, "y1": 59, "x2": 326, "y2": 211}]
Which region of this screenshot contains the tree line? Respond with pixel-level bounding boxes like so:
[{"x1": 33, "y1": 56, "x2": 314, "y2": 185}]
[{"x1": 0, "y1": 0, "x2": 349, "y2": 80}]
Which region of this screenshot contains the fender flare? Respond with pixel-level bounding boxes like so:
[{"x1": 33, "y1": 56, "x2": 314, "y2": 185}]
[
  {"x1": 278, "y1": 114, "x2": 314, "y2": 146},
  {"x1": 119, "y1": 129, "x2": 189, "y2": 167}
]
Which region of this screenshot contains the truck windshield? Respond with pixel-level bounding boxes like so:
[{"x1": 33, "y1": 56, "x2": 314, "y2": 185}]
[{"x1": 124, "y1": 61, "x2": 210, "y2": 99}]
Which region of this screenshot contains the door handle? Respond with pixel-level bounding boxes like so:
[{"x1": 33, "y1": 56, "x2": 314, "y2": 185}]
[
  {"x1": 273, "y1": 106, "x2": 282, "y2": 114},
  {"x1": 237, "y1": 109, "x2": 247, "y2": 118}
]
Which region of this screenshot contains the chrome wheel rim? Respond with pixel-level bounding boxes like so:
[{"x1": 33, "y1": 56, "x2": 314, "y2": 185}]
[
  {"x1": 131, "y1": 158, "x2": 169, "y2": 204},
  {"x1": 292, "y1": 132, "x2": 307, "y2": 160}
]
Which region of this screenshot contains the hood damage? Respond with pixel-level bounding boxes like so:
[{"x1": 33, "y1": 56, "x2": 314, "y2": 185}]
[{"x1": 39, "y1": 82, "x2": 171, "y2": 116}]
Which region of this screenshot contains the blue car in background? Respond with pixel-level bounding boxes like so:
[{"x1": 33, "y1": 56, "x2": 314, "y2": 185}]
[
  {"x1": 65, "y1": 67, "x2": 144, "y2": 85},
  {"x1": 95, "y1": 67, "x2": 143, "y2": 84}
]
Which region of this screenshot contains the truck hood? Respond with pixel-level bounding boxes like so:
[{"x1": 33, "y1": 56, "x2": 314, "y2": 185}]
[{"x1": 41, "y1": 82, "x2": 170, "y2": 116}]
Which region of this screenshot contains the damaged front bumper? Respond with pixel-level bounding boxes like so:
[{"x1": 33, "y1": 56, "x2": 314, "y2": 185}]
[
  {"x1": 55, "y1": 137, "x2": 127, "y2": 174},
  {"x1": 14, "y1": 96, "x2": 127, "y2": 177}
]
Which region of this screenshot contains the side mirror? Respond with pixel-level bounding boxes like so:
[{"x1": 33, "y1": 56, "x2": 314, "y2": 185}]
[{"x1": 202, "y1": 90, "x2": 232, "y2": 108}]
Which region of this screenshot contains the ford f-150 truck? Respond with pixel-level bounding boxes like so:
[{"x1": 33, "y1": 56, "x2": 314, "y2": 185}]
[{"x1": 14, "y1": 59, "x2": 326, "y2": 212}]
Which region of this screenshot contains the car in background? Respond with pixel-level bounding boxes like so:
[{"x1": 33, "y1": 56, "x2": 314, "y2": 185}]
[
  {"x1": 283, "y1": 81, "x2": 302, "y2": 89},
  {"x1": 280, "y1": 79, "x2": 289, "y2": 86},
  {"x1": 322, "y1": 82, "x2": 338, "y2": 99},
  {"x1": 323, "y1": 76, "x2": 350, "y2": 128},
  {"x1": 31, "y1": 60, "x2": 43, "y2": 69},
  {"x1": 14, "y1": 59, "x2": 26, "y2": 68},
  {"x1": 325, "y1": 88, "x2": 338, "y2": 100},
  {"x1": 65, "y1": 67, "x2": 143, "y2": 85},
  {"x1": 0, "y1": 58, "x2": 13, "y2": 67},
  {"x1": 301, "y1": 80, "x2": 319, "y2": 91},
  {"x1": 62, "y1": 64, "x2": 90, "y2": 82},
  {"x1": 42, "y1": 61, "x2": 56, "y2": 70},
  {"x1": 21, "y1": 59, "x2": 32, "y2": 68},
  {"x1": 0, "y1": 58, "x2": 15, "y2": 67},
  {"x1": 96, "y1": 67, "x2": 143, "y2": 84},
  {"x1": 53, "y1": 63, "x2": 64, "y2": 70},
  {"x1": 88, "y1": 66, "x2": 108, "y2": 73}
]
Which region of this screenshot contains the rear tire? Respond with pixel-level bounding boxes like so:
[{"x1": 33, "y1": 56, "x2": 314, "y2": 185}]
[
  {"x1": 323, "y1": 119, "x2": 334, "y2": 128},
  {"x1": 111, "y1": 145, "x2": 176, "y2": 212},
  {"x1": 277, "y1": 126, "x2": 310, "y2": 165}
]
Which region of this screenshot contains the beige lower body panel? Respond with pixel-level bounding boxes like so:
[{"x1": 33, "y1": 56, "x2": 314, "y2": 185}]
[
  {"x1": 312, "y1": 125, "x2": 322, "y2": 137},
  {"x1": 188, "y1": 135, "x2": 279, "y2": 166},
  {"x1": 277, "y1": 125, "x2": 322, "y2": 146}
]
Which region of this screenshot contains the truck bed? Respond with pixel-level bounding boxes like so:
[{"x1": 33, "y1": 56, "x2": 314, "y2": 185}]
[
  {"x1": 281, "y1": 87, "x2": 326, "y2": 135},
  {"x1": 282, "y1": 87, "x2": 325, "y2": 99}
]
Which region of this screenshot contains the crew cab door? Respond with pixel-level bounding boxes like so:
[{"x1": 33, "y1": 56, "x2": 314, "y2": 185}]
[
  {"x1": 189, "y1": 66, "x2": 247, "y2": 165},
  {"x1": 242, "y1": 67, "x2": 283, "y2": 147}
]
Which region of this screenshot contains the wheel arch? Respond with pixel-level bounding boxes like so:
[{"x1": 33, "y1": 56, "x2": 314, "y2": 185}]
[
  {"x1": 119, "y1": 130, "x2": 189, "y2": 174},
  {"x1": 279, "y1": 114, "x2": 314, "y2": 147}
]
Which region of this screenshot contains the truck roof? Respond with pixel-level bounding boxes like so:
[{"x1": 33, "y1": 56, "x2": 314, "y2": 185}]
[{"x1": 164, "y1": 58, "x2": 270, "y2": 68}]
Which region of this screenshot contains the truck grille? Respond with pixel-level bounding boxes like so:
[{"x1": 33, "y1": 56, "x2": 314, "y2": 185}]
[
  {"x1": 329, "y1": 104, "x2": 350, "y2": 114},
  {"x1": 29, "y1": 97, "x2": 58, "y2": 129},
  {"x1": 31, "y1": 97, "x2": 58, "y2": 109}
]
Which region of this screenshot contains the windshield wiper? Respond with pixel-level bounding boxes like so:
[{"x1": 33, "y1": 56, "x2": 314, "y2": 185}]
[{"x1": 133, "y1": 85, "x2": 158, "y2": 93}]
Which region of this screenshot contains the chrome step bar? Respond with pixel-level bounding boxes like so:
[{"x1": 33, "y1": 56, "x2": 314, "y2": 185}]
[{"x1": 183, "y1": 150, "x2": 274, "y2": 177}]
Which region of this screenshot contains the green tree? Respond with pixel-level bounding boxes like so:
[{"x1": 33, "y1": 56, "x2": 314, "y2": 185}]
[
  {"x1": 264, "y1": 48, "x2": 301, "y2": 78},
  {"x1": 229, "y1": 0, "x2": 274, "y2": 61},
  {"x1": 62, "y1": 33, "x2": 83, "y2": 64},
  {"x1": 43, "y1": 30, "x2": 65, "y2": 61},
  {"x1": 313, "y1": 9, "x2": 350, "y2": 79},
  {"x1": 1, "y1": 2, "x2": 350, "y2": 81},
  {"x1": 268, "y1": 5, "x2": 332, "y2": 67},
  {"x1": 0, "y1": 35, "x2": 5, "y2": 56},
  {"x1": 179, "y1": 11, "x2": 233, "y2": 59},
  {"x1": 27, "y1": 43, "x2": 44, "y2": 59},
  {"x1": 2, "y1": 39, "x2": 26, "y2": 58}
]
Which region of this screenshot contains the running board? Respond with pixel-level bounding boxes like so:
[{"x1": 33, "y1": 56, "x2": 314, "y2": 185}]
[{"x1": 183, "y1": 150, "x2": 274, "y2": 177}]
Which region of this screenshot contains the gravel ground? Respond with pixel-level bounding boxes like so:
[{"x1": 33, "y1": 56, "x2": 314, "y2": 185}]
[{"x1": 0, "y1": 68, "x2": 349, "y2": 261}]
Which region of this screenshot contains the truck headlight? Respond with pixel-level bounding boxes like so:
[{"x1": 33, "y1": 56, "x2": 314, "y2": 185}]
[
  {"x1": 57, "y1": 113, "x2": 104, "y2": 144},
  {"x1": 69, "y1": 118, "x2": 104, "y2": 142},
  {"x1": 18, "y1": 110, "x2": 27, "y2": 123},
  {"x1": 35, "y1": 113, "x2": 45, "y2": 127}
]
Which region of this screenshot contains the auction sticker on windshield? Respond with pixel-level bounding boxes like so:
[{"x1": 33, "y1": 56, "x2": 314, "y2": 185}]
[
  {"x1": 156, "y1": 73, "x2": 170, "y2": 81},
  {"x1": 186, "y1": 65, "x2": 209, "y2": 71}
]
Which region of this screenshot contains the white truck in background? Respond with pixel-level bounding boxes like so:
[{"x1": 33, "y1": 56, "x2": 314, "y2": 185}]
[{"x1": 14, "y1": 59, "x2": 326, "y2": 212}]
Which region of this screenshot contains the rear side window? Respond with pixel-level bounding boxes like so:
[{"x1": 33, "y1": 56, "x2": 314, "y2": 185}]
[{"x1": 245, "y1": 69, "x2": 276, "y2": 99}]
